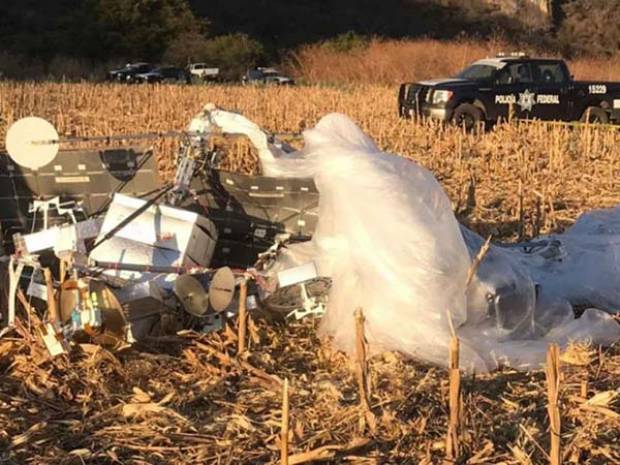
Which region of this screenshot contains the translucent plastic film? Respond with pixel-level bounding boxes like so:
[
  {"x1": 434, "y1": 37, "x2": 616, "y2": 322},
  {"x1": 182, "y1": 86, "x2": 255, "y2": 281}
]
[{"x1": 201, "y1": 107, "x2": 620, "y2": 371}]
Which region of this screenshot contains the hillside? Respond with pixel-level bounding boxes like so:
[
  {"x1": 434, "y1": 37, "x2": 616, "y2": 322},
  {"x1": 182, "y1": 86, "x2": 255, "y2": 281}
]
[
  {"x1": 0, "y1": 0, "x2": 618, "y2": 79},
  {"x1": 188, "y1": 0, "x2": 553, "y2": 49}
]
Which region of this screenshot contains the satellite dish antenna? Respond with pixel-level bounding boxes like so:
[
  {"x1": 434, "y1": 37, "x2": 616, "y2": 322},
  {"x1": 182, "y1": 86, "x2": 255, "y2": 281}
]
[
  {"x1": 5, "y1": 116, "x2": 186, "y2": 171},
  {"x1": 5, "y1": 117, "x2": 60, "y2": 169},
  {"x1": 209, "y1": 267, "x2": 235, "y2": 312},
  {"x1": 174, "y1": 275, "x2": 210, "y2": 317}
]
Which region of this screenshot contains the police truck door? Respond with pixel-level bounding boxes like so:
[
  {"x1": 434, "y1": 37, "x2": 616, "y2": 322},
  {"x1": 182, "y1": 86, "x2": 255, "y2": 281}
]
[
  {"x1": 530, "y1": 61, "x2": 571, "y2": 121},
  {"x1": 490, "y1": 63, "x2": 534, "y2": 121}
]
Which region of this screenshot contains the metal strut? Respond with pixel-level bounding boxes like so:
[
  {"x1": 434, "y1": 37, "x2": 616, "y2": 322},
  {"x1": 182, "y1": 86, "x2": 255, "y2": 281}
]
[{"x1": 90, "y1": 183, "x2": 174, "y2": 252}]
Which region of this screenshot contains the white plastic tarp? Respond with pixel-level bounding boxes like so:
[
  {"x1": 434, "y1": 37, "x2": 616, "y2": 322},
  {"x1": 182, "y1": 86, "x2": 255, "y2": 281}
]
[{"x1": 195, "y1": 106, "x2": 620, "y2": 371}]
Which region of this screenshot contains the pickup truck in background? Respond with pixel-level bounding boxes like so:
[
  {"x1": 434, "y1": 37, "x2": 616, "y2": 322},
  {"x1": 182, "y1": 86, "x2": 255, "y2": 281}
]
[
  {"x1": 398, "y1": 55, "x2": 620, "y2": 130},
  {"x1": 187, "y1": 63, "x2": 220, "y2": 82}
]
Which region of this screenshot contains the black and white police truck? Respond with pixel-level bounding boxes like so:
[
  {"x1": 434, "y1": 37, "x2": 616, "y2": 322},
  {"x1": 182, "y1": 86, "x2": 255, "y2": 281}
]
[{"x1": 398, "y1": 55, "x2": 620, "y2": 129}]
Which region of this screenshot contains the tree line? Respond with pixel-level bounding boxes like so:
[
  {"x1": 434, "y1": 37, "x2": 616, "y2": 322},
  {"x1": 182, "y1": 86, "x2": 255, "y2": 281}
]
[{"x1": 0, "y1": 0, "x2": 617, "y2": 79}]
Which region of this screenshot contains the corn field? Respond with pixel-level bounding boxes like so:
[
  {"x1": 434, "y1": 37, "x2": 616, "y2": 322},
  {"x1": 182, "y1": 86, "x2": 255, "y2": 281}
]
[
  {"x1": 0, "y1": 82, "x2": 619, "y2": 464},
  {"x1": 2, "y1": 82, "x2": 619, "y2": 240}
]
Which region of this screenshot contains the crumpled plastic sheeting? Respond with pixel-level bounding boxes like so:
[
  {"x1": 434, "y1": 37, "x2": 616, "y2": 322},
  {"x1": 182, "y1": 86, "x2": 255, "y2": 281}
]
[
  {"x1": 257, "y1": 112, "x2": 620, "y2": 371},
  {"x1": 460, "y1": 225, "x2": 620, "y2": 370},
  {"x1": 527, "y1": 208, "x2": 620, "y2": 312}
]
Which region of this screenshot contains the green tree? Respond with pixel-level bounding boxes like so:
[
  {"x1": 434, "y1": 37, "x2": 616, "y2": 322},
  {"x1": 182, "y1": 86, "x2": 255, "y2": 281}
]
[
  {"x1": 202, "y1": 34, "x2": 265, "y2": 79},
  {"x1": 0, "y1": 0, "x2": 205, "y2": 63},
  {"x1": 94, "y1": 0, "x2": 205, "y2": 60},
  {"x1": 163, "y1": 32, "x2": 264, "y2": 76},
  {"x1": 163, "y1": 31, "x2": 211, "y2": 65},
  {"x1": 0, "y1": 0, "x2": 96, "y2": 59}
]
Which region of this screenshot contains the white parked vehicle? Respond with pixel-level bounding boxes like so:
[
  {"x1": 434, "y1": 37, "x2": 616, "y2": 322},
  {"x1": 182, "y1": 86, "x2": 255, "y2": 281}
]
[{"x1": 187, "y1": 63, "x2": 220, "y2": 81}]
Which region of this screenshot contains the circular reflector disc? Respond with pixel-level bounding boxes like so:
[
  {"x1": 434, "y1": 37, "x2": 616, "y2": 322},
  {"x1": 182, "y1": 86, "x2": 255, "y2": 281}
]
[
  {"x1": 174, "y1": 275, "x2": 210, "y2": 317},
  {"x1": 209, "y1": 267, "x2": 236, "y2": 312},
  {"x1": 6, "y1": 117, "x2": 59, "y2": 169}
]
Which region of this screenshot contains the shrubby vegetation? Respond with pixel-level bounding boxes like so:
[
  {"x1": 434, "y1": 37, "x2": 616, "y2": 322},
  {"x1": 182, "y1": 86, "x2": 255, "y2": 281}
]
[
  {"x1": 163, "y1": 32, "x2": 264, "y2": 78},
  {"x1": 321, "y1": 32, "x2": 370, "y2": 53},
  {"x1": 0, "y1": 0, "x2": 265, "y2": 79},
  {"x1": 558, "y1": 0, "x2": 620, "y2": 57},
  {"x1": 0, "y1": 0, "x2": 618, "y2": 80}
]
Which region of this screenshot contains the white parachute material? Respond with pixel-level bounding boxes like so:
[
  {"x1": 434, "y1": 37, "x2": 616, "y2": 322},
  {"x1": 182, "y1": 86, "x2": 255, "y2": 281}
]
[
  {"x1": 270, "y1": 114, "x2": 476, "y2": 368},
  {"x1": 197, "y1": 105, "x2": 620, "y2": 371}
]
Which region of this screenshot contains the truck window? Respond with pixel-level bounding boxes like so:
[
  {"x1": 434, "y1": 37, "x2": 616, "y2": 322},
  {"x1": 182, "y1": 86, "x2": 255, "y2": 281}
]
[
  {"x1": 532, "y1": 63, "x2": 568, "y2": 84},
  {"x1": 456, "y1": 64, "x2": 497, "y2": 81},
  {"x1": 496, "y1": 63, "x2": 534, "y2": 85}
]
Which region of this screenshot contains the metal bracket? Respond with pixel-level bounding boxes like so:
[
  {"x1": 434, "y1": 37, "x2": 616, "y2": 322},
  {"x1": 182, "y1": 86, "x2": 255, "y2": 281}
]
[{"x1": 286, "y1": 282, "x2": 326, "y2": 321}]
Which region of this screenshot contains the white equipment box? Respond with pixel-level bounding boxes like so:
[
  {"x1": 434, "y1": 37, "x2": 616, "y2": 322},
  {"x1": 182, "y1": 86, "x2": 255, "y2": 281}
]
[{"x1": 90, "y1": 194, "x2": 218, "y2": 281}]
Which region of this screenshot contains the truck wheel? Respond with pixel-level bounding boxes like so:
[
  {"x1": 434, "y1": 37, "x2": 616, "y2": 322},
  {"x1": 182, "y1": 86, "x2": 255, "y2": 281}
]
[
  {"x1": 452, "y1": 104, "x2": 482, "y2": 131},
  {"x1": 580, "y1": 106, "x2": 609, "y2": 124}
]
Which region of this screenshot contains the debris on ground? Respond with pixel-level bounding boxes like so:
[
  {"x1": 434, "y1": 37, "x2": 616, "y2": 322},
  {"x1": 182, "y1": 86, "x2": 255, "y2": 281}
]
[
  {"x1": 0, "y1": 103, "x2": 619, "y2": 463},
  {"x1": 1, "y1": 103, "x2": 619, "y2": 368}
]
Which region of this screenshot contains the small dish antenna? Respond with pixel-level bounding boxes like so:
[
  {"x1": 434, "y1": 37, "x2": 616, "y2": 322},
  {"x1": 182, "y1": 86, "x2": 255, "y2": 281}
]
[
  {"x1": 208, "y1": 266, "x2": 235, "y2": 312},
  {"x1": 5, "y1": 117, "x2": 60, "y2": 170},
  {"x1": 174, "y1": 275, "x2": 210, "y2": 317}
]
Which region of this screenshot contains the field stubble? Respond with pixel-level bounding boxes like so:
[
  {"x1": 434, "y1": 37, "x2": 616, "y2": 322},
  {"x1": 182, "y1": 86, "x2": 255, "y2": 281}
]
[
  {"x1": 0, "y1": 82, "x2": 619, "y2": 464},
  {"x1": 2, "y1": 82, "x2": 618, "y2": 240}
]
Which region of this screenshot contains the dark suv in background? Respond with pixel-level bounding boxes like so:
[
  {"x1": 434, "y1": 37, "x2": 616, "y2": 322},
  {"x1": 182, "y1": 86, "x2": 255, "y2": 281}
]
[
  {"x1": 242, "y1": 67, "x2": 294, "y2": 85},
  {"x1": 134, "y1": 66, "x2": 188, "y2": 84},
  {"x1": 107, "y1": 62, "x2": 153, "y2": 83}
]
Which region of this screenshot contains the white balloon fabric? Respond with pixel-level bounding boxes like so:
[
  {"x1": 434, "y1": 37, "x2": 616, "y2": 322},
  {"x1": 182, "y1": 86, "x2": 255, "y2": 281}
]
[
  {"x1": 283, "y1": 114, "x2": 476, "y2": 368},
  {"x1": 196, "y1": 106, "x2": 620, "y2": 371}
]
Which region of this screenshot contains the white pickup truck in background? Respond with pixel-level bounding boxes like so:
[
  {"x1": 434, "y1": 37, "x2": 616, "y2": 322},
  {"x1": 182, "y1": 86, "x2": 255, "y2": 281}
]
[{"x1": 187, "y1": 63, "x2": 220, "y2": 81}]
